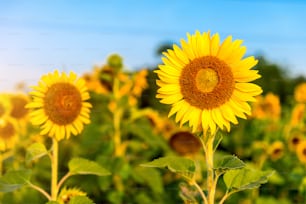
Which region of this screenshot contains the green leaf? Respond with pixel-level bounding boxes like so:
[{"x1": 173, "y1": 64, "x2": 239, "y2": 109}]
[
  {"x1": 68, "y1": 157, "x2": 111, "y2": 176},
  {"x1": 133, "y1": 167, "x2": 164, "y2": 193},
  {"x1": 45, "y1": 201, "x2": 59, "y2": 204},
  {"x1": 141, "y1": 156, "x2": 195, "y2": 180},
  {"x1": 69, "y1": 196, "x2": 95, "y2": 204},
  {"x1": 26, "y1": 142, "x2": 48, "y2": 163},
  {"x1": 215, "y1": 155, "x2": 245, "y2": 171},
  {"x1": 223, "y1": 168, "x2": 274, "y2": 191},
  {"x1": 0, "y1": 170, "x2": 31, "y2": 192}
]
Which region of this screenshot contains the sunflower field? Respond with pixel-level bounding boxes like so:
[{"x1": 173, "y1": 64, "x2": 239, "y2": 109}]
[{"x1": 0, "y1": 31, "x2": 306, "y2": 204}]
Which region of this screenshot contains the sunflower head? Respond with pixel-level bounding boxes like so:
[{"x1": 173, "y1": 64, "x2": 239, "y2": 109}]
[
  {"x1": 169, "y1": 131, "x2": 201, "y2": 155},
  {"x1": 288, "y1": 129, "x2": 304, "y2": 152},
  {"x1": 26, "y1": 70, "x2": 92, "y2": 141},
  {"x1": 296, "y1": 140, "x2": 306, "y2": 164},
  {"x1": 107, "y1": 53, "x2": 123, "y2": 72},
  {"x1": 294, "y1": 82, "x2": 306, "y2": 103},
  {"x1": 252, "y1": 93, "x2": 281, "y2": 120},
  {"x1": 9, "y1": 93, "x2": 29, "y2": 120},
  {"x1": 290, "y1": 103, "x2": 305, "y2": 127},
  {"x1": 268, "y1": 141, "x2": 284, "y2": 161},
  {"x1": 0, "y1": 94, "x2": 12, "y2": 119},
  {"x1": 0, "y1": 117, "x2": 18, "y2": 151},
  {"x1": 155, "y1": 31, "x2": 262, "y2": 135},
  {"x1": 58, "y1": 187, "x2": 86, "y2": 204}
]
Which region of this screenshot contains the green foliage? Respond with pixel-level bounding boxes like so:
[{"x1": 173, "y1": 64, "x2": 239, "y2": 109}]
[
  {"x1": 223, "y1": 167, "x2": 274, "y2": 191},
  {"x1": 25, "y1": 142, "x2": 49, "y2": 163},
  {"x1": 69, "y1": 196, "x2": 95, "y2": 204},
  {"x1": 68, "y1": 157, "x2": 111, "y2": 176},
  {"x1": 141, "y1": 156, "x2": 196, "y2": 180},
  {"x1": 0, "y1": 170, "x2": 31, "y2": 192},
  {"x1": 215, "y1": 155, "x2": 245, "y2": 171}
]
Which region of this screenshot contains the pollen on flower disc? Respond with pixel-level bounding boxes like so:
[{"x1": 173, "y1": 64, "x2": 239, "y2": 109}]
[
  {"x1": 179, "y1": 56, "x2": 235, "y2": 109},
  {"x1": 44, "y1": 83, "x2": 82, "y2": 125}
]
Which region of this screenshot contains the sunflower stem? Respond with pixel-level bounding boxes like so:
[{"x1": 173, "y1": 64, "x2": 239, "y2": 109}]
[
  {"x1": 51, "y1": 138, "x2": 59, "y2": 201},
  {"x1": 202, "y1": 133, "x2": 216, "y2": 204}
]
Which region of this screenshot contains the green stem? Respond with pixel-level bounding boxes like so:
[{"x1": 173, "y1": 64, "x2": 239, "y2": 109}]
[
  {"x1": 191, "y1": 180, "x2": 208, "y2": 204},
  {"x1": 51, "y1": 138, "x2": 59, "y2": 201},
  {"x1": 206, "y1": 135, "x2": 215, "y2": 204},
  {"x1": 113, "y1": 108, "x2": 123, "y2": 157},
  {"x1": 28, "y1": 182, "x2": 51, "y2": 201},
  {"x1": 57, "y1": 172, "x2": 72, "y2": 191},
  {"x1": 218, "y1": 190, "x2": 235, "y2": 204}
]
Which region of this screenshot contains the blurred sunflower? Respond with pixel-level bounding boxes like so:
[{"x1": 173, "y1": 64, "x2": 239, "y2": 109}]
[
  {"x1": 58, "y1": 187, "x2": 86, "y2": 204},
  {"x1": 288, "y1": 129, "x2": 304, "y2": 152},
  {"x1": 169, "y1": 131, "x2": 201, "y2": 156},
  {"x1": 252, "y1": 93, "x2": 281, "y2": 120},
  {"x1": 156, "y1": 31, "x2": 262, "y2": 134},
  {"x1": 132, "y1": 69, "x2": 148, "y2": 97},
  {"x1": 0, "y1": 117, "x2": 18, "y2": 151},
  {"x1": 291, "y1": 103, "x2": 305, "y2": 127},
  {"x1": 0, "y1": 94, "x2": 12, "y2": 119},
  {"x1": 268, "y1": 141, "x2": 284, "y2": 161},
  {"x1": 294, "y1": 82, "x2": 306, "y2": 103},
  {"x1": 9, "y1": 93, "x2": 29, "y2": 120},
  {"x1": 296, "y1": 140, "x2": 306, "y2": 164},
  {"x1": 26, "y1": 70, "x2": 92, "y2": 141}
]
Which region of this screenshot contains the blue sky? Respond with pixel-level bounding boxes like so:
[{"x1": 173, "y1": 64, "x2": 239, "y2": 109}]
[{"x1": 1, "y1": 0, "x2": 306, "y2": 91}]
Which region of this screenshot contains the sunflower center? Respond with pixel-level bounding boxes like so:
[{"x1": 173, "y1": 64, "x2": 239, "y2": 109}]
[
  {"x1": 44, "y1": 83, "x2": 82, "y2": 125},
  {"x1": 0, "y1": 121, "x2": 15, "y2": 139},
  {"x1": 10, "y1": 96, "x2": 28, "y2": 119},
  {"x1": 195, "y1": 68, "x2": 219, "y2": 92},
  {"x1": 180, "y1": 56, "x2": 235, "y2": 109}
]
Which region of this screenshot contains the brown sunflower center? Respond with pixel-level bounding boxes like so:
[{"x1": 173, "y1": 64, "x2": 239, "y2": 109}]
[
  {"x1": 44, "y1": 83, "x2": 82, "y2": 125},
  {"x1": 0, "y1": 121, "x2": 15, "y2": 139},
  {"x1": 10, "y1": 96, "x2": 28, "y2": 119},
  {"x1": 179, "y1": 56, "x2": 235, "y2": 109}
]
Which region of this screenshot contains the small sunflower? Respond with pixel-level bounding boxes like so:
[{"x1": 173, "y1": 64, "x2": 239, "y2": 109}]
[
  {"x1": 156, "y1": 31, "x2": 262, "y2": 134},
  {"x1": 252, "y1": 93, "x2": 281, "y2": 120},
  {"x1": 169, "y1": 131, "x2": 201, "y2": 155},
  {"x1": 268, "y1": 141, "x2": 284, "y2": 161},
  {"x1": 58, "y1": 187, "x2": 86, "y2": 204},
  {"x1": 26, "y1": 70, "x2": 92, "y2": 141},
  {"x1": 291, "y1": 103, "x2": 305, "y2": 127},
  {"x1": 294, "y1": 82, "x2": 306, "y2": 103},
  {"x1": 0, "y1": 117, "x2": 18, "y2": 151},
  {"x1": 296, "y1": 140, "x2": 306, "y2": 164},
  {"x1": 9, "y1": 93, "x2": 29, "y2": 120},
  {"x1": 288, "y1": 129, "x2": 304, "y2": 151},
  {"x1": 0, "y1": 94, "x2": 12, "y2": 119}
]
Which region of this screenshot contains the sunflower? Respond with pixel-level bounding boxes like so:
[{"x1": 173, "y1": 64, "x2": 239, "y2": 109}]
[
  {"x1": 155, "y1": 31, "x2": 262, "y2": 134},
  {"x1": 58, "y1": 187, "x2": 86, "y2": 204},
  {"x1": 9, "y1": 94, "x2": 29, "y2": 119},
  {"x1": 0, "y1": 94, "x2": 12, "y2": 119},
  {"x1": 296, "y1": 140, "x2": 306, "y2": 164},
  {"x1": 252, "y1": 93, "x2": 281, "y2": 120},
  {"x1": 26, "y1": 70, "x2": 92, "y2": 141},
  {"x1": 0, "y1": 117, "x2": 18, "y2": 151},
  {"x1": 294, "y1": 82, "x2": 306, "y2": 103},
  {"x1": 169, "y1": 131, "x2": 201, "y2": 155},
  {"x1": 268, "y1": 141, "x2": 284, "y2": 161},
  {"x1": 288, "y1": 129, "x2": 304, "y2": 152},
  {"x1": 290, "y1": 103, "x2": 305, "y2": 127}
]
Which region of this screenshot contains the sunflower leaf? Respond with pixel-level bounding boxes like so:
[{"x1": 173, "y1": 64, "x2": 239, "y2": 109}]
[
  {"x1": 68, "y1": 196, "x2": 95, "y2": 204},
  {"x1": 68, "y1": 157, "x2": 111, "y2": 176},
  {"x1": 45, "y1": 201, "x2": 59, "y2": 204},
  {"x1": 25, "y1": 142, "x2": 49, "y2": 163},
  {"x1": 0, "y1": 170, "x2": 31, "y2": 192},
  {"x1": 215, "y1": 155, "x2": 245, "y2": 171},
  {"x1": 140, "y1": 156, "x2": 195, "y2": 180},
  {"x1": 223, "y1": 167, "x2": 274, "y2": 191}
]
